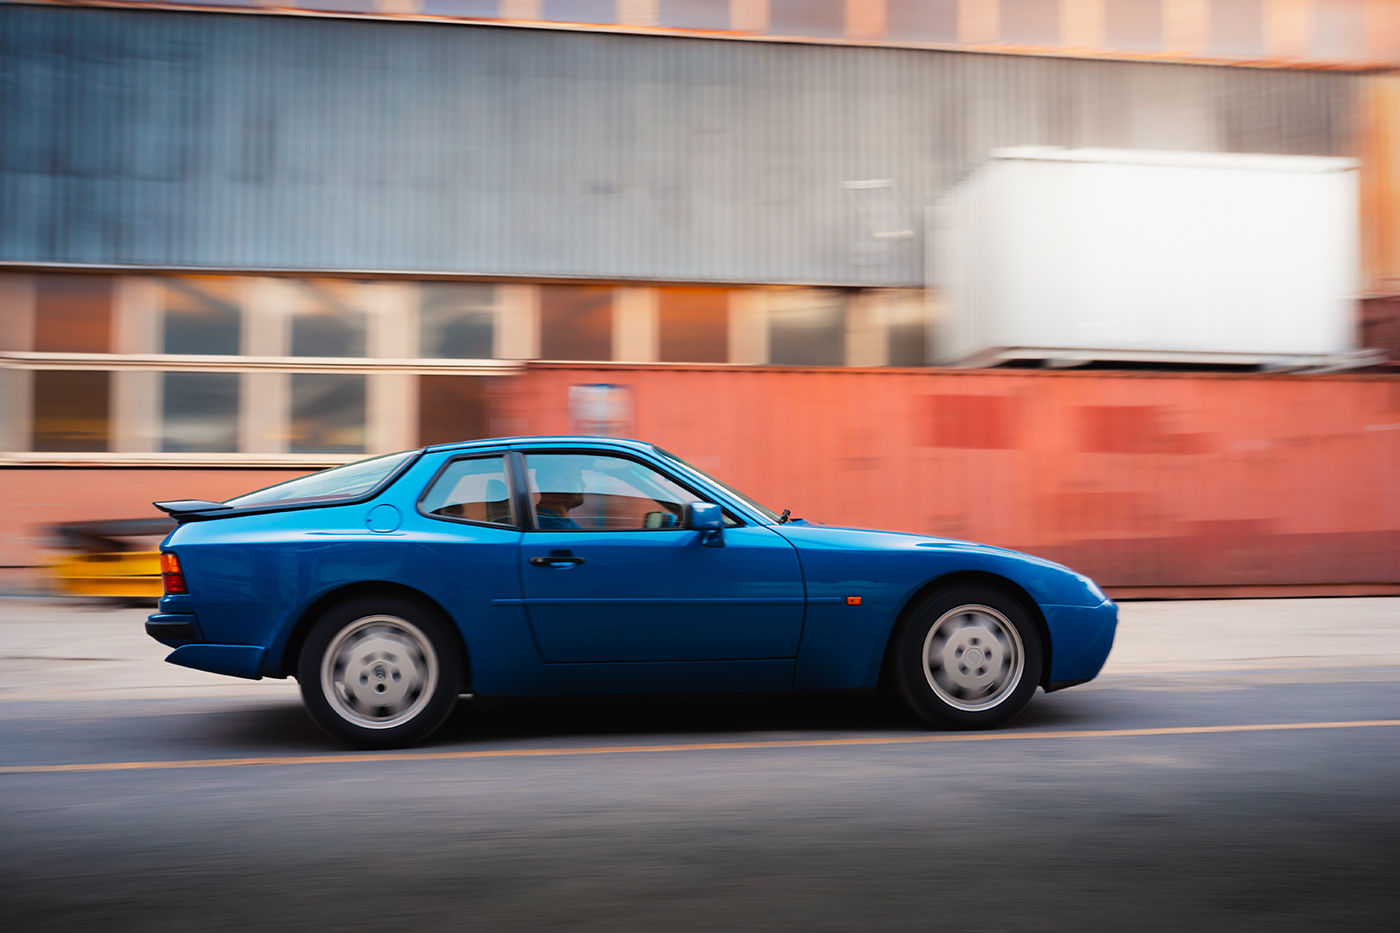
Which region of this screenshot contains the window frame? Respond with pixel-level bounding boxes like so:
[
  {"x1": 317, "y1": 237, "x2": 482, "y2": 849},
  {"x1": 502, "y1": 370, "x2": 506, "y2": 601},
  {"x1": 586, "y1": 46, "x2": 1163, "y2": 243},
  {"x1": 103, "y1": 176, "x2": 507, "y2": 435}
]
[
  {"x1": 416, "y1": 450, "x2": 524, "y2": 530},
  {"x1": 514, "y1": 447, "x2": 746, "y2": 533}
]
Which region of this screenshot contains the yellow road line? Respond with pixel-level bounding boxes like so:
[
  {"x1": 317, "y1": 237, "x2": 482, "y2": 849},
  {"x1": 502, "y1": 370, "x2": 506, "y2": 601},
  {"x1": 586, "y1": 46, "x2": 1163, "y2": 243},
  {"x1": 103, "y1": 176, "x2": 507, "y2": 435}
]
[{"x1": 4, "y1": 719, "x2": 1399, "y2": 775}]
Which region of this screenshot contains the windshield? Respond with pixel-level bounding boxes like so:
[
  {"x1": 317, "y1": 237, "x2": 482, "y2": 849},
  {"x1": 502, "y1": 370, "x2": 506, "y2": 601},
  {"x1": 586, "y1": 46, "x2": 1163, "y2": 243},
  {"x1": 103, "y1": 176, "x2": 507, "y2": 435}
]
[
  {"x1": 225, "y1": 450, "x2": 418, "y2": 508},
  {"x1": 651, "y1": 446, "x2": 782, "y2": 523}
]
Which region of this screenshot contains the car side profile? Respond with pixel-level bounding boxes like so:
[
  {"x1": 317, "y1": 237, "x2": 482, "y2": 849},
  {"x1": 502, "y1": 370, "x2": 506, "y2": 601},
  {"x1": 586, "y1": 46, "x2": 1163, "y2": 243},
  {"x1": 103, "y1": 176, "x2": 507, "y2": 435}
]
[{"x1": 146, "y1": 437, "x2": 1117, "y2": 748}]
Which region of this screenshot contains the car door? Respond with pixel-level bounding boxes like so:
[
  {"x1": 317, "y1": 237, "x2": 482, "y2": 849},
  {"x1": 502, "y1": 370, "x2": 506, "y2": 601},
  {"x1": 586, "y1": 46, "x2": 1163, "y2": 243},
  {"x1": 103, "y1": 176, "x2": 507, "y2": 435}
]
[{"x1": 516, "y1": 451, "x2": 806, "y2": 666}]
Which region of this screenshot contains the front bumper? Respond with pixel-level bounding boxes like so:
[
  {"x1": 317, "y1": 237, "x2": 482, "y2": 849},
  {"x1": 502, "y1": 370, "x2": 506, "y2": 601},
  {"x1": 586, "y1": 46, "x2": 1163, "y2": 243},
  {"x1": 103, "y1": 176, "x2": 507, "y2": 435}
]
[{"x1": 1043, "y1": 599, "x2": 1118, "y2": 686}]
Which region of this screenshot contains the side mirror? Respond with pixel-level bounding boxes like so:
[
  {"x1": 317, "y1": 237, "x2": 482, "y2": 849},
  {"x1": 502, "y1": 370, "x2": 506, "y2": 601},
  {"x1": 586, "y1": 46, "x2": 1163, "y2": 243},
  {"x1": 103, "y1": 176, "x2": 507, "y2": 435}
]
[{"x1": 684, "y1": 502, "x2": 724, "y2": 547}]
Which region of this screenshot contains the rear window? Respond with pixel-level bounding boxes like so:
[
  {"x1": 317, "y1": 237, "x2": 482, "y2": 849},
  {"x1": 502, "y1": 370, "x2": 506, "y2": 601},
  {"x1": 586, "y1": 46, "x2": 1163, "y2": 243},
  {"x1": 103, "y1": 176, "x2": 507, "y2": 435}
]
[{"x1": 225, "y1": 450, "x2": 418, "y2": 509}]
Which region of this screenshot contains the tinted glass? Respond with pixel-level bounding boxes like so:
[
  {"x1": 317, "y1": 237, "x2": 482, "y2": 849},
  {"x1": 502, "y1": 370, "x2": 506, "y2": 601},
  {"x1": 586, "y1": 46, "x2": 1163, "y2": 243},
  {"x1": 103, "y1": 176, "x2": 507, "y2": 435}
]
[
  {"x1": 162, "y1": 372, "x2": 239, "y2": 452},
  {"x1": 420, "y1": 283, "x2": 494, "y2": 359},
  {"x1": 420, "y1": 456, "x2": 514, "y2": 525},
  {"x1": 525, "y1": 453, "x2": 696, "y2": 531},
  {"x1": 658, "y1": 287, "x2": 729, "y2": 363},
  {"x1": 768, "y1": 290, "x2": 846, "y2": 366},
  {"x1": 289, "y1": 282, "x2": 368, "y2": 358},
  {"x1": 290, "y1": 374, "x2": 366, "y2": 454},
  {"x1": 33, "y1": 276, "x2": 112, "y2": 353},
  {"x1": 226, "y1": 450, "x2": 417, "y2": 507},
  {"x1": 32, "y1": 370, "x2": 110, "y2": 452},
  {"x1": 768, "y1": 0, "x2": 845, "y2": 37},
  {"x1": 541, "y1": 0, "x2": 615, "y2": 24},
  {"x1": 539, "y1": 286, "x2": 613, "y2": 361},
  {"x1": 884, "y1": 0, "x2": 958, "y2": 42},
  {"x1": 1208, "y1": 0, "x2": 1264, "y2": 57},
  {"x1": 161, "y1": 277, "x2": 242, "y2": 355},
  {"x1": 658, "y1": 0, "x2": 730, "y2": 30},
  {"x1": 1000, "y1": 0, "x2": 1060, "y2": 46},
  {"x1": 1105, "y1": 0, "x2": 1162, "y2": 51}
]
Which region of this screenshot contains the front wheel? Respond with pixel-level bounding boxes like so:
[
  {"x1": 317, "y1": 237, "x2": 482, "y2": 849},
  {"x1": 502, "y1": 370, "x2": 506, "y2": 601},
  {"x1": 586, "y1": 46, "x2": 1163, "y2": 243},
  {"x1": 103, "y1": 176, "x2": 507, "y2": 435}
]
[
  {"x1": 893, "y1": 586, "x2": 1044, "y2": 730},
  {"x1": 297, "y1": 595, "x2": 462, "y2": 749}
]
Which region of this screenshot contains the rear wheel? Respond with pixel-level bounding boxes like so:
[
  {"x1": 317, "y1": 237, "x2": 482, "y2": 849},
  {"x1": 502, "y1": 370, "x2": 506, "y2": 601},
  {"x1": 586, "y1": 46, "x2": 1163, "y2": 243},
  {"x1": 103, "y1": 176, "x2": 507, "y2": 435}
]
[
  {"x1": 297, "y1": 595, "x2": 461, "y2": 749},
  {"x1": 894, "y1": 586, "x2": 1043, "y2": 729}
]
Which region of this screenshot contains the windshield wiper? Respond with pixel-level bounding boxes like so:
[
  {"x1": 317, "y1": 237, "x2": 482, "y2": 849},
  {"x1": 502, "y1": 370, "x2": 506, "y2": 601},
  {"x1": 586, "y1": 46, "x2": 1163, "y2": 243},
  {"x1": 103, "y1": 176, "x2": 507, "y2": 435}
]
[{"x1": 778, "y1": 508, "x2": 791, "y2": 524}]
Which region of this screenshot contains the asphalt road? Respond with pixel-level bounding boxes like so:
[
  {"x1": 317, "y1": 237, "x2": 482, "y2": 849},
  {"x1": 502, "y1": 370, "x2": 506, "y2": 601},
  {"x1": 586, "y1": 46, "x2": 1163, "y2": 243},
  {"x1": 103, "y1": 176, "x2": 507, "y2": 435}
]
[{"x1": 2, "y1": 598, "x2": 1398, "y2": 931}]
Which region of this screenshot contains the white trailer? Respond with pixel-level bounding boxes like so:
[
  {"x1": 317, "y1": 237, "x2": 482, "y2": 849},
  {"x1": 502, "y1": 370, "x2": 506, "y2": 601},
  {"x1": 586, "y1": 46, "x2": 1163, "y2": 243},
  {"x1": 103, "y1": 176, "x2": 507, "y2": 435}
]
[{"x1": 931, "y1": 147, "x2": 1369, "y2": 369}]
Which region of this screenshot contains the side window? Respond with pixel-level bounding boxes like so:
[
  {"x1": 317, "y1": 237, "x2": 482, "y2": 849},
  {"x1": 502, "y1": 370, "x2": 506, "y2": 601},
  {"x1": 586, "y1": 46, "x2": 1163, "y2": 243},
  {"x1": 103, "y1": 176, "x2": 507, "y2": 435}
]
[
  {"x1": 526, "y1": 453, "x2": 706, "y2": 531},
  {"x1": 420, "y1": 456, "x2": 514, "y2": 526}
]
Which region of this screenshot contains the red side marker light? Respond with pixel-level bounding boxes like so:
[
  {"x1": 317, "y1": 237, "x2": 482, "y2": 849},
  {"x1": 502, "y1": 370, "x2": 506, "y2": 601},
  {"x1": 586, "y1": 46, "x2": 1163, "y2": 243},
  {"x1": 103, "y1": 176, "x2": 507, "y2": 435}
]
[
  {"x1": 161, "y1": 552, "x2": 188, "y2": 595},
  {"x1": 846, "y1": 596, "x2": 862, "y2": 606}
]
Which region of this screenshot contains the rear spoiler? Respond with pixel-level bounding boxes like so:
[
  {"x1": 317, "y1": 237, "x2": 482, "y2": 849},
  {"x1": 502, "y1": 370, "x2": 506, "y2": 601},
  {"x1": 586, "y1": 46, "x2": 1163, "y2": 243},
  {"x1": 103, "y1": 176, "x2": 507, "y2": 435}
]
[{"x1": 153, "y1": 500, "x2": 235, "y2": 523}]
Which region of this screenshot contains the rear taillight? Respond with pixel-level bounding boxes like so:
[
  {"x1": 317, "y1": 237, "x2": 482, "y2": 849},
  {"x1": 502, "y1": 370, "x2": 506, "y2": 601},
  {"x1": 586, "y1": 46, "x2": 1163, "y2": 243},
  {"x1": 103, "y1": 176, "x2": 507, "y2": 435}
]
[{"x1": 161, "y1": 552, "x2": 188, "y2": 595}]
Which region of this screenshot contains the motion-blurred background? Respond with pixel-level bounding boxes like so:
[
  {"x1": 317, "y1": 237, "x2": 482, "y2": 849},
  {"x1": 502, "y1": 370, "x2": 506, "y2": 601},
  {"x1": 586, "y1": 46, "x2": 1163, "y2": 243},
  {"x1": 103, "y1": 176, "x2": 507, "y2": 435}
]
[{"x1": 1, "y1": 0, "x2": 1397, "y2": 598}]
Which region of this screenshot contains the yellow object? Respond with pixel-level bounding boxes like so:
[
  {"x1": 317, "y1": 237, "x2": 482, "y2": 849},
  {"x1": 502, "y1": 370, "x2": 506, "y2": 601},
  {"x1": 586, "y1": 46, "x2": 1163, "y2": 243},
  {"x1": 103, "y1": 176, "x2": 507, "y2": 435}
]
[{"x1": 51, "y1": 551, "x2": 162, "y2": 599}]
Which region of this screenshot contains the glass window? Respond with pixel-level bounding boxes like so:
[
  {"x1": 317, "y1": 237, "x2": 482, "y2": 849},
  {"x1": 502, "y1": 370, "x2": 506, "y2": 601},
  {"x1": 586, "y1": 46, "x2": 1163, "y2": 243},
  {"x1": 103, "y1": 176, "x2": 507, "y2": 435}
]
[
  {"x1": 525, "y1": 453, "x2": 697, "y2": 531},
  {"x1": 1104, "y1": 0, "x2": 1163, "y2": 51},
  {"x1": 1000, "y1": 0, "x2": 1061, "y2": 46},
  {"x1": 658, "y1": 0, "x2": 731, "y2": 30},
  {"x1": 420, "y1": 283, "x2": 494, "y2": 360},
  {"x1": 541, "y1": 0, "x2": 615, "y2": 24},
  {"x1": 886, "y1": 301, "x2": 929, "y2": 368},
  {"x1": 418, "y1": 375, "x2": 492, "y2": 447},
  {"x1": 289, "y1": 374, "x2": 367, "y2": 454},
  {"x1": 420, "y1": 456, "x2": 514, "y2": 525},
  {"x1": 226, "y1": 450, "x2": 417, "y2": 508},
  {"x1": 162, "y1": 372, "x2": 239, "y2": 453},
  {"x1": 539, "y1": 285, "x2": 614, "y2": 361},
  {"x1": 768, "y1": 290, "x2": 846, "y2": 366},
  {"x1": 161, "y1": 277, "x2": 242, "y2": 356},
  {"x1": 768, "y1": 0, "x2": 845, "y2": 37},
  {"x1": 32, "y1": 371, "x2": 110, "y2": 452},
  {"x1": 884, "y1": 0, "x2": 959, "y2": 42},
  {"x1": 289, "y1": 282, "x2": 369, "y2": 358},
  {"x1": 1208, "y1": 0, "x2": 1264, "y2": 57},
  {"x1": 420, "y1": 1, "x2": 500, "y2": 16},
  {"x1": 1309, "y1": 0, "x2": 1366, "y2": 60},
  {"x1": 298, "y1": 0, "x2": 376, "y2": 11},
  {"x1": 33, "y1": 276, "x2": 112, "y2": 354},
  {"x1": 658, "y1": 287, "x2": 729, "y2": 363}
]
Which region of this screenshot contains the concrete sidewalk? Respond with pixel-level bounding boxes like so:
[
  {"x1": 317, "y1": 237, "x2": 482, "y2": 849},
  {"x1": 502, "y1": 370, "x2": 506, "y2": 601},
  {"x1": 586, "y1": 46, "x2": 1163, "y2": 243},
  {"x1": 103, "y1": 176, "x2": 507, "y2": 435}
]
[{"x1": 0, "y1": 597, "x2": 1397, "y2": 702}]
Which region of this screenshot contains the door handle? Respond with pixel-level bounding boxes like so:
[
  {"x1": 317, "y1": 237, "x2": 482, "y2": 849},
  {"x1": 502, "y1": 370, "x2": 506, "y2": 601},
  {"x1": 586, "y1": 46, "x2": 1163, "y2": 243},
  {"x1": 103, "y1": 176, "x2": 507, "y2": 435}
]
[{"x1": 529, "y1": 555, "x2": 585, "y2": 567}]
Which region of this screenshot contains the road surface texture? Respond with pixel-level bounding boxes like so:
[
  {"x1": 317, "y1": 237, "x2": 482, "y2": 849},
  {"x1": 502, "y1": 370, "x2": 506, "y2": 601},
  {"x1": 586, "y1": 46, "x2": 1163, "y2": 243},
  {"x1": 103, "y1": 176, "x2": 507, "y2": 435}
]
[{"x1": 1, "y1": 597, "x2": 1397, "y2": 931}]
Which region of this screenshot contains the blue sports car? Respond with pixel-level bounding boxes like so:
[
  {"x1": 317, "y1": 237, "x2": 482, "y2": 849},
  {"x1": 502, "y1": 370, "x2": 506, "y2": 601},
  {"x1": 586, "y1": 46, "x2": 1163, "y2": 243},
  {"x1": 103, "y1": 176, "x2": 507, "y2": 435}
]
[{"x1": 147, "y1": 437, "x2": 1117, "y2": 748}]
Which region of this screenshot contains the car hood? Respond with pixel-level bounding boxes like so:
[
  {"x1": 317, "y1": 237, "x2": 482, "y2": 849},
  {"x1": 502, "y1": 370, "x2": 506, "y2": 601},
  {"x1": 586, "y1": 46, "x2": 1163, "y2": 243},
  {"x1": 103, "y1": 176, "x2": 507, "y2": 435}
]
[{"x1": 771, "y1": 521, "x2": 1048, "y2": 561}]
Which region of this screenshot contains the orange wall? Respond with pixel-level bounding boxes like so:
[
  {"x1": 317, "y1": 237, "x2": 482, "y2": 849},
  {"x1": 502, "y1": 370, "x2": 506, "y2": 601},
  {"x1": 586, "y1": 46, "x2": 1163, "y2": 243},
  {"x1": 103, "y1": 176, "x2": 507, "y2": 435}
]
[
  {"x1": 2, "y1": 468, "x2": 308, "y2": 573},
  {"x1": 498, "y1": 364, "x2": 1400, "y2": 588},
  {"x1": 5, "y1": 365, "x2": 1397, "y2": 592}
]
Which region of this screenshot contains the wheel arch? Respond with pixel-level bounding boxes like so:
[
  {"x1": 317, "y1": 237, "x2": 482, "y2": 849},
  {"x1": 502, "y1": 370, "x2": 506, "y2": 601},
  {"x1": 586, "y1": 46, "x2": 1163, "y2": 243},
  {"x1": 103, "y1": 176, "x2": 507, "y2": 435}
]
[
  {"x1": 878, "y1": 571, "x2": 1052, "y2": 689},
  {"x1": 276, "y1": 581, "x2": 471, "y2": 690}
]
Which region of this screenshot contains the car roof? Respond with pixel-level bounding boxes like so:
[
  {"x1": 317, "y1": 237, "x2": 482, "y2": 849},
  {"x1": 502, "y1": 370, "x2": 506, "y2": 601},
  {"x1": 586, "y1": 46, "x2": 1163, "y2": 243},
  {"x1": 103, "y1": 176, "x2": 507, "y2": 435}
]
[{"x1": 422, "y1": 436, "x2": 659, "y2": 456}]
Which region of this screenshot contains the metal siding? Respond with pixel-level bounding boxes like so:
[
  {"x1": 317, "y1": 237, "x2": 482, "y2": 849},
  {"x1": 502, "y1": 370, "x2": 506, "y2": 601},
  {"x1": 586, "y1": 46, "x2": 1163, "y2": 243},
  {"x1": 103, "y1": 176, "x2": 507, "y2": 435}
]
[{"x1": 0, "y1": 6, "x2": 1363, "y2": 284}]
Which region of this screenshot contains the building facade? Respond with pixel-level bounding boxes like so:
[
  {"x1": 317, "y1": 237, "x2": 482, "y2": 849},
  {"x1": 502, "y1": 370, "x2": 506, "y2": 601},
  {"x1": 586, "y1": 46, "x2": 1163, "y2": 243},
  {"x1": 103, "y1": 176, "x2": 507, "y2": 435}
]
[{"x1": 1, "y1": 1, "x2": 1397, "y2": 589}]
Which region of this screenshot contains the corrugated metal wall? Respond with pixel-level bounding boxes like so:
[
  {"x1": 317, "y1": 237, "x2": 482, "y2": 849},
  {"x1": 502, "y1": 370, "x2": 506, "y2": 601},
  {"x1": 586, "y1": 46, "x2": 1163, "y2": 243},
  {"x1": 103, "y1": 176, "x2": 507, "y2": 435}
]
[
  {"x1": 0, "y1": 5, "x2": 1361, "y2": 285},
  {"x1": 498, "y1": 364, "x2": 1400, "y2": 590}
]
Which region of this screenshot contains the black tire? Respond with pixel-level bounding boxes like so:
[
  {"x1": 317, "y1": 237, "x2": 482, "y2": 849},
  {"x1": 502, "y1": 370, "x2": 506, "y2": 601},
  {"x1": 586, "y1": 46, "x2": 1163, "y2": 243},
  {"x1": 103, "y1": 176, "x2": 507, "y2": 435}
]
[
  {"x1": 893, "y1": 585, "x2": 1044, "y2": 730},
  {"x1": 296, "y1": 594, "x2": 462, "y2": 749}
]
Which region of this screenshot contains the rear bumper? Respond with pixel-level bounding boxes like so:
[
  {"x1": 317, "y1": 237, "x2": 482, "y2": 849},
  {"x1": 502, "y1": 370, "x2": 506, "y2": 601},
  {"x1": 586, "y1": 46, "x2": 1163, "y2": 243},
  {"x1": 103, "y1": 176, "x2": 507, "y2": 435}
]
[
  {"x1": 146, "y1": 612, "x2": 200, "y2": 648},
  {"x1": 164, "y1": 644, "x2": 266, "y2": 680},
  {"x1": 148, "y1": 611, "x2": 266, "y2": 679}
]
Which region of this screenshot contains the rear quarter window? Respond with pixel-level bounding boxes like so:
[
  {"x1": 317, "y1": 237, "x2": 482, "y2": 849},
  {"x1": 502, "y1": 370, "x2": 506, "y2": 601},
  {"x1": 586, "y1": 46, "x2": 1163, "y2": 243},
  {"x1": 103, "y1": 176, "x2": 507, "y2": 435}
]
[{"x1": 225, "y1": 450, "x2": 418, "y2": 508}]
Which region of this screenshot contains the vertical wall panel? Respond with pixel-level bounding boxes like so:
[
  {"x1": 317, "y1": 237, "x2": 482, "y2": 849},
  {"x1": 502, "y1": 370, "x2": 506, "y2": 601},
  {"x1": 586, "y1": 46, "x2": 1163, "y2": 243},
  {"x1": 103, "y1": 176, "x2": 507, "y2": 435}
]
[{"x1": 0, "y1": 6, "x2": 1361, "y2": 285}]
